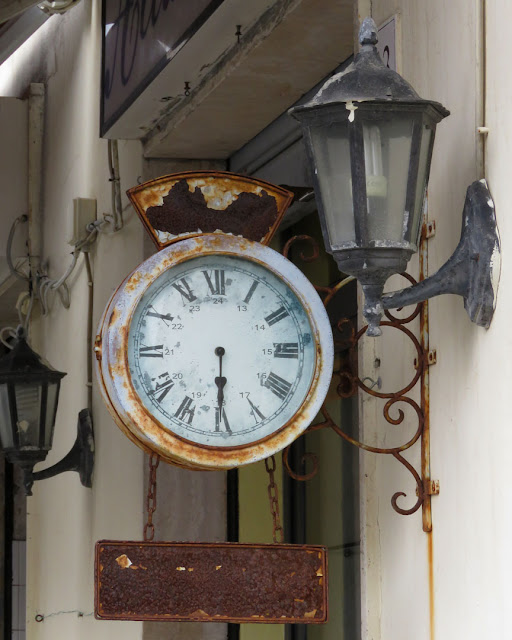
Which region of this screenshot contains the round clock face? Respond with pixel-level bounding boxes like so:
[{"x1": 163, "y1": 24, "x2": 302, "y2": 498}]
[
  {"x1": 127, "y1": 254, "x2": 316, "y2": 448},
  {"x1": 96, "y1": 235, "x2": 333, "y2": 469}
]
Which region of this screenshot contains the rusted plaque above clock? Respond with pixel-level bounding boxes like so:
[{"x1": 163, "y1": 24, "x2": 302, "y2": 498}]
[
  {"x1": 95, "y1": 541, "x2": 328, "y2": 624},
  {"x1": 127, "y1": 171, "x2": 294, "y2": 250}
]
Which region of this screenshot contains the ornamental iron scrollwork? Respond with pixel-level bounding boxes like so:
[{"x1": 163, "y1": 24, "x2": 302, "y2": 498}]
[{"x1": 282, "y1": 226, "x2": 434, "y2": 533}]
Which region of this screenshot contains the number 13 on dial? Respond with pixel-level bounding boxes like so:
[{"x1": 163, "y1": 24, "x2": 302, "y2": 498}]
[{"x1": 95, "y1": 235, "x2": 333, "y2": 470}]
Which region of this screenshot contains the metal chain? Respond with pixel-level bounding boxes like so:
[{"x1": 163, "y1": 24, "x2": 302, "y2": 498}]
[
  {"x1": 265, "y1": 455, "x2": 284, "y2": 544},
  {"x1": 144, "y1": 453, "x2": 160, "y2": 542}
]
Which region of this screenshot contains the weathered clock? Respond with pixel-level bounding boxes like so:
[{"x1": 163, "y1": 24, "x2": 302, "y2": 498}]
[{"x1": 95, "y1": 171, "x2": 334, "y2": 470}]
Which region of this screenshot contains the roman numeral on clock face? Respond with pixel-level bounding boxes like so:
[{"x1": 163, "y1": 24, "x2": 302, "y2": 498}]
[
  {"x1": 264, "y1": 372, "x2": 292, "y2": 400},
  {"x1": 139, "y1": 344, "x2": 163, "y2": 358},
  {"x1": 174, "y1": 396, "x2": 195, "y2": 424},
  {"x1": 172, "y1": 278, "x2": 197, "y2": 302},
  {"x1": 148, "y1": 372, "x2": 174, "y2": 402},
  {"x1": 273, "y1": 342, "x2": 299, "y2": 359},
  {"x1": 243, "y1": 280, "x2": 259, "y2": 304},
  {"x1": 203, "y1": 270, "x2": 226, "y2": 296},
  {"x1": 247, "y1": 397, "x2": 266, "y2": 424},
  {"x1": 215, "y1": 407, "x2": 232, "y2": 433},
  {"x1": 265, "y1": 306, "x2": 289, "y2": 326}
]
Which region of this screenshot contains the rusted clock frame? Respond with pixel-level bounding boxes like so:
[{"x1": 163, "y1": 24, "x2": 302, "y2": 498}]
[{"x1": 94, "y1": 173, "x2": 334, "y2": 470}]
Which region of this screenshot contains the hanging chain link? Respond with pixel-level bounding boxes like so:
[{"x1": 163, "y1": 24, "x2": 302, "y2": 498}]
[
  {"x1": 265, "y1": 455, "x2": 284, "y2": 544},
  {"x1": 144, "y1": 453, "x2": 160, "y2": 542}
]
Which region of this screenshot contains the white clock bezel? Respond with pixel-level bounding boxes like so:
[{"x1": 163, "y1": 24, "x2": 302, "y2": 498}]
[{"x1": 95, "y1": 234, "x2": 334, "y2": 469}]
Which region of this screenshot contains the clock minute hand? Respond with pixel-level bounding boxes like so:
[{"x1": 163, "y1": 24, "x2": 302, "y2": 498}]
[{"x1": 214, "y1": 347, "x2": 227, "y2": 409}]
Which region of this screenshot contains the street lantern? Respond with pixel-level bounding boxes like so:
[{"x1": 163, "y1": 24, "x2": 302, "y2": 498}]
[
  {"x1": 0, "y1": 326, "x2": 94, "y2": 495},
  {"x1": 290, "y1": 17, "x2": 500, "y2": 335},
  {"x1": 0, "y1": 326, "x2": 65, "y2": 470}
]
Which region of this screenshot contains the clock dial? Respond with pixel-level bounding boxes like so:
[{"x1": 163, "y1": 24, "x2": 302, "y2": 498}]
[
  {"x1": 127, "y1": 255, "x2": 316, "y2": 448},
  {"x1": 96, "y1": 233, "x2": 334, "y2": 469}
]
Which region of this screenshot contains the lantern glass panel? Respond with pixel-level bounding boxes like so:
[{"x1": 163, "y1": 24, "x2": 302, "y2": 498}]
[
  {"x1": 362, "y1": 113, "x2": 414, "y2": 244},
  {"x1": 14, "y1": 383, "x2": 42, "y2": 447},
  {"x1": 307, "y1": 118, "x2": 355, "y2": 248},
  {"x1": 0, "y1": 384, "x2": 14, "y2": 448},
  {"x1": 44, "y1": 381, "x2": 59, "y2": 448},
  {"x1": 410, "y1": 124, "x2": 433, "y2": 246}
]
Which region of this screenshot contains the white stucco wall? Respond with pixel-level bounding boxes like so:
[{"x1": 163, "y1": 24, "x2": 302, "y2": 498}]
[
  {"x1": 357, "y1": 1, "x2": 511, "y2": 639},
  {"x1": 0, "y1": 3, "x2": 145, "y2": 639}
]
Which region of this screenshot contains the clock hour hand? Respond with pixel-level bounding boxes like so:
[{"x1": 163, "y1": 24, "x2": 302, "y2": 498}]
[{"x1": 214, "y1": 347, "x2": 227, "y2": 409}]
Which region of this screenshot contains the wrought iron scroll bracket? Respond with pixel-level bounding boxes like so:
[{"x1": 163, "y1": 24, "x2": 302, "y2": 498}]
[{"x1": 282, "y1": 222, "x2": 436, "y2": 533}]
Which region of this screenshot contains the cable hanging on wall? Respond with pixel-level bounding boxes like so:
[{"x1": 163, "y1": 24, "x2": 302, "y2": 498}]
[{"x1": 1, "y1": 140, "x2": 126, "y2": 341}]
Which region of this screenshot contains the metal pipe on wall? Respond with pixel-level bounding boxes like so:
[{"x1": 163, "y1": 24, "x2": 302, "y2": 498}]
[{"x1": 27, "y1": 83, "x2": 44, "y2": 297}]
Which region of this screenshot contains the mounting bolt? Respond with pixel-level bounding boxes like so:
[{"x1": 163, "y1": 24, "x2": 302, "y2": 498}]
[
  {"x1": 416, "y1": 480, "x2": 440, "y2": 497},
  {"x1": 94, "y1": 335, "x2": 102, "y2": 361},
  {"x1": 425, "y1": 220, "x2": 436, "y2": 238},
  {"x1": 427, "y1": 480, "x2": 440, "y2": 495},
  {"x1": 414, "y1": 349, "x2": 436, "y2": 369}
]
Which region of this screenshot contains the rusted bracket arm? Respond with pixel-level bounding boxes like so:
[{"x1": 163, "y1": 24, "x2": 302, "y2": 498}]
[{"x1": 382, "y1": 180, "x2": 500, "y2": 329}]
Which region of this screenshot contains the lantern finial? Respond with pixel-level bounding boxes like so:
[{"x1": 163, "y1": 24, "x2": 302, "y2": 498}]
[{"x1": 359, "y1": 17, "x2": 378, "y2": 46}]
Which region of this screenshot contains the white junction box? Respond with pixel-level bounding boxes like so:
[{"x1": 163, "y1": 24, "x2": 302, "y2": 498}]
[{"x1": 68, "y1": 198, "x2": 97, "y2": 245}]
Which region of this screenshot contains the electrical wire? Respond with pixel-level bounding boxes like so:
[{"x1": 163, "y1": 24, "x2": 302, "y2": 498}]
[
  {"x1": 38, "y1": 0, "x2": 82, "y2": 15},
  {"x1": 108, "y1": 139, "x2": 123, "y2": 231},
  {"x1": 0, "y1": 327, "x2": 16, "y2": 349},
  {"x1": 6, "y1": 215, "x2": 29, "y2": 281},
  {"x1": 35, "y1": 139, "x2": 124, "y2": 314},
  {"x1": 2, "y1": 139, "x2": 124, "y2": 326},
  {"x1": 22, "y1": 292, "x2": 34, "y2": 330},
  {"x1": 84, "y1": 252, "x2": 93, "y2": 412}
]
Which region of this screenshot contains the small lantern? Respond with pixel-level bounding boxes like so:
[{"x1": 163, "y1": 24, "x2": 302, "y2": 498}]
[
  {"x1": 0, "y1": 326, "x2": 95, "y2": 495},
  {"x1": 0, "y1": 327, "x2": 66, "y2": 477},
  {"x1": 290, "y1": 17, "x2": 450, "y2": 335}
]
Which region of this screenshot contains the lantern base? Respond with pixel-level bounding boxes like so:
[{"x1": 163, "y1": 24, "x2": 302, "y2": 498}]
[
  {"x1": 5, "y1": 450, "x2": 49, "y2": 495},
  {"x1": 333, "y1": 247, "x2": 413, "y2": 336},
  {"x1": 20, "y1": 408, "x2": 94, "y2": 496},
  {"x1": 382, "y1": 180, "x2": 500, "y2": 329}
]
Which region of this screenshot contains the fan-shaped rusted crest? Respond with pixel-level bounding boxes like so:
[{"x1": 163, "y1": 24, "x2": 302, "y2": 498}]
[{"x1": 127, "y1": 171, "x2": 294, "y2": 249}]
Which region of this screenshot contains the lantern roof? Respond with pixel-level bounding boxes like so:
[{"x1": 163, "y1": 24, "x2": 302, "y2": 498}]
[
  {"x1": 0, "y1": 327, "x2": 66, "y2": 383},
  {"x1": 290, "y1": 17, "x2": 450, "y2": 121}
]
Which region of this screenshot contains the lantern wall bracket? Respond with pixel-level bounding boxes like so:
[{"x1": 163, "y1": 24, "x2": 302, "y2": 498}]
[
  {"x1": 382, "y1": 180, "x2": 500, "y2": 328},
  {"x1": 23, "y1": 408, "x2": 94, "y2": 496}
]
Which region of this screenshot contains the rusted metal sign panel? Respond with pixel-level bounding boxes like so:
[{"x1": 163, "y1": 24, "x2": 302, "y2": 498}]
[
  {"x1": 95, "y1": 541, "x2": 328, "y2": 624},
  {"x1": 127, "y1": 171, "x2": 293, "y2": 249}
]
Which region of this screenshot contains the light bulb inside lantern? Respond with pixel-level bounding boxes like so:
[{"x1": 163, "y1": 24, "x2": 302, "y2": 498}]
[{"x1": 363, "y1": 125, "x2": 388, "y2": 200}]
